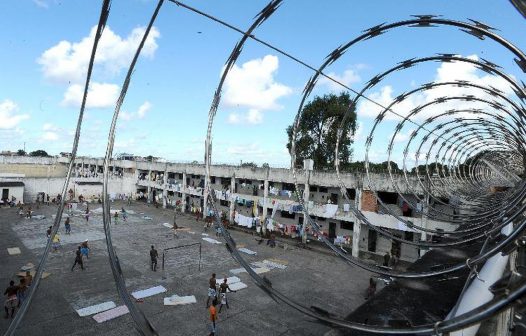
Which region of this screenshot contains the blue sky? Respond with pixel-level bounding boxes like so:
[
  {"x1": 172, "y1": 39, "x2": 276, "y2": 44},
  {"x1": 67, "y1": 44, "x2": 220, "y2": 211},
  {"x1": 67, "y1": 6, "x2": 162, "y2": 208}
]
[{"x1": 0, "y1": 0, "x2": 525, "y2": 167}]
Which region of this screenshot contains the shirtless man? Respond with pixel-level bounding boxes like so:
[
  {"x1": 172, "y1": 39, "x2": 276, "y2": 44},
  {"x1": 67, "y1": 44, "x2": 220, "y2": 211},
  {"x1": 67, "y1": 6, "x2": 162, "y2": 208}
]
[
  {"x1": 218, "y1": 278, "x2": 237, "y2": 312},
  {"x1": 206, "y1": 273, "x2": 217, "y2": 307}
]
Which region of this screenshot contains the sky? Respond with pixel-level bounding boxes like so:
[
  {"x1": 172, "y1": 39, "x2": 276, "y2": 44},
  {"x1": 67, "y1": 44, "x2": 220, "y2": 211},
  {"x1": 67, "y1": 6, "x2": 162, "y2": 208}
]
[{"x1": 0, "y1": 0, "x2": 525, "y2": 168}]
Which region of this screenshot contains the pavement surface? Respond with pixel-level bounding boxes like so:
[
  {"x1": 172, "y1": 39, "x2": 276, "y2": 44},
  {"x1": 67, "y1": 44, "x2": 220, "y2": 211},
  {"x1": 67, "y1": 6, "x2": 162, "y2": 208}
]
[{"x1": 0, "y1": 201, "x2": 373, "y2": 336}]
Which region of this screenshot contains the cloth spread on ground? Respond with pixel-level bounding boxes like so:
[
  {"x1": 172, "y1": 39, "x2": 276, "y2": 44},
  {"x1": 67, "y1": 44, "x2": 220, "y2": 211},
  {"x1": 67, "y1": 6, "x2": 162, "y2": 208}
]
[
  {"x1": 262, "y1": 260, "x2": 287, "y2": 269},
  {"x1": 76, "y1": 301, "x2": 116, "y2": 317},
  {"x1": 324, "y1": 204, "x2": 338, "y2": 217},
  {"x1": 343, "y1": 203, "x2": 350, "y2": 212},
  {"x1": 238, "y1": 247, "x2": 257, "y2": 255},
  {"x1": 164, "y1": 294, "x2": 197, "y2": 306},
  {"x1": 7, "y1": 247, "x2": 21, "y2": 255},
  {"x1": 131, "y1": 285, "x2": 167, "y2": 299},
  {"x1": 216, "y1": 276, "x2": 241, "y2": 286},
  {"x1": 202, "y1": 237, "x2": 222, "y2": 244},
  {"x1": 162, "y1": 223, "x2": 173, "y2": 228},
  {"x1": 229, "y1": 282, "x2": 248, "y2": 291},
  {"x1": 93, "y1": 305, "x2": 129, "y2": 323},
  {"x1": 230, "y1": 267, "x2": 270, "y2": 274},
  {"x1": 142, "y1": 216, "x2": 152, "y2": 220}
]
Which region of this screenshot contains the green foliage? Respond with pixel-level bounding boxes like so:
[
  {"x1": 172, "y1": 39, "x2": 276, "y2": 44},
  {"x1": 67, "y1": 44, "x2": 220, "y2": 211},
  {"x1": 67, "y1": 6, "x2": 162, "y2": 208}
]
[
  {"x1": 17, "y1": 149, "x2": 26, "y2": 156},
  {"x1": 29, "y1": 150, "x2": 49, "y2": 157},
  {"x1": 241, "y1": 162, "x2": 257, "y2": 168},
  {"x1": 286, "y1": 92, "x2": 356, "y2": 170}
]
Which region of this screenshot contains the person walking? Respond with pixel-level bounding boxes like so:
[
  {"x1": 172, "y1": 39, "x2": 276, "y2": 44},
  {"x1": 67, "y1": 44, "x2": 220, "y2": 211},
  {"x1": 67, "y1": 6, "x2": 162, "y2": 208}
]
[
  {"x1": 65, "y1": 217, "x2": 71, "y2": 234},
  {"x1": 365, "y1": 277, "x2": 377, "y2": 300},
  {"x1": 218, "y1": 277, "x2": 237, "y2": 313},
  {"x1": 150, "y1": 245, "x2": 158, "y2": 271},
  {"x1": 121, "y1": 208, "x2": 128, "y2": 222},
  {"x1": 24, "y1": 271, "x2": 32, "y2": 287},
  {"x1": 16, "y1": 278, "x2": 27, "y2": 307},
  {"x1": 81, "y1": 240, "x2": 89, "y2": 259},
  {"x1": 208, "y1": 298, "x2": 218, "y2": 336},
  {"x1": 206, "y1": 273, "x2": 217, "y2": 308},
  {"x1": 85, "y1": 208, "x2": 90, "y2": 222},
  {"x1": 4, "y1": 281, "x2": 18, "y2": 318},
  {"x1": 114, "y1": 211, "x2": 119, "y2": 225},
  {"x1": 71, "y1": 246, "x2": 84, "y2": 271},
  {"x1": 52, "y1": 233, "x2": 61, "y2": 252}
]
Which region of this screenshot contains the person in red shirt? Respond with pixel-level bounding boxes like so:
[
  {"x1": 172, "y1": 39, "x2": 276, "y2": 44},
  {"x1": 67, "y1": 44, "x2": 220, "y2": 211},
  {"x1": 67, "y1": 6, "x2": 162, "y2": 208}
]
[{"x1": 208, "y1": 298, "x2": 218, "y2": 335}]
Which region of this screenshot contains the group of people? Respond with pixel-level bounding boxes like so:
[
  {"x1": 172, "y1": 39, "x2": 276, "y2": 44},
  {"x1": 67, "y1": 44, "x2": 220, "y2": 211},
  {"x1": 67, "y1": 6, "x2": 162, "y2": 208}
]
[
  {"x1": 206, "y1": 273, "x2": 237, "y2": 335},
  {"x1": 72, "y1": 241, "x2": 90, "y2": 271},
  {"x1": 4, "y1": 272, "x2": 32, "y2": 319},
  {"x1": 17, "y1": 203, "x2": 32, "y2": 218}
]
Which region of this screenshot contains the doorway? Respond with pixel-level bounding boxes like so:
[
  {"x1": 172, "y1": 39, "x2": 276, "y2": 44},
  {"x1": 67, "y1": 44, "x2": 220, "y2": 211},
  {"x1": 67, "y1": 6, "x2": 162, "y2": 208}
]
[
  {"x1": 329, "y1": 222, "x2": 336, "y2": 240},
  {"x1": 2, "y1": 188, "x2": 8, "y2": 200},
  {"x1": 368, "y1": 230, "x2": 377, "y2": 252}
]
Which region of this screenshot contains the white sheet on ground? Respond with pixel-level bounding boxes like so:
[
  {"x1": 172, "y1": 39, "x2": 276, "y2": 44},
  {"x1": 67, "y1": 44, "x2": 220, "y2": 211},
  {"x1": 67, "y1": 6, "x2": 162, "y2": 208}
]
[
  {"x1": 216, "y1": 276, "x2": 241, "y2": 286},
  {"x1": 76, "y1": 301, "x2": 116, "y2": 317},
  {"x1": 163, "y1": 295, "x2": 197, "y2": 306},
  {"x1": 229, "y1": 282, "x2": 248, "y2": 291},
  {"x1": 92, "y1": 305, "x2": 129, "y2": 323},
  {"x1": 202, "y1": 237, "x2": 222, "y2": 244},
  {"x1": 238, "y1": 247, "x2": 257, "y2": 255},
  {"x1": 131, "y1": 285, "x2": 167, "y2": 299}
]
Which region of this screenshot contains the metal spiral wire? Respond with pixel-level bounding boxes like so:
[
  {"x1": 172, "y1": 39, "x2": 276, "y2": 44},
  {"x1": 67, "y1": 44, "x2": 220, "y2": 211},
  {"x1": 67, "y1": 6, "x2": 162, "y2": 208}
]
[{"x1": 6, "y1": 1, "x2": 525, "y2": 335}]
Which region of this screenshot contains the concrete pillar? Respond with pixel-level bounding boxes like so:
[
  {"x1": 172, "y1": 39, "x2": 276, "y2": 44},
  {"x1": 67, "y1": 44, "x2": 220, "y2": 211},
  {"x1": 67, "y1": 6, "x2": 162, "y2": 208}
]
[
  {"x1": 419, "y1": 194, "x2": 429, "y2": 256},
  {"x1": 302, "y1": 160, "x2": 313, "y2": 244},
  {"x1": 352, "y1": 189, "x2": 362, "y2": 258},
  {"x1": 162, "y1": 165, "x2": 168, "y2": 209},
  {"x1": 147, "y1": 168, "x2": 152, "y2": 204},
  {"x1": 203, "y1": 183, "x2": 209, "y2": 217},
  {"x1": 147, "y1": 186, "x2": 152, "y2": 203},
  {"x1": 302, "y1": 173, "x2": 310, "y2": 244},
  {"x1": 262, "y1": 179, "x2": 269, "y2": 235},
  {"x1": 181, "y1": 172, "x2": 187, "y2": 213},
  {"x1": 229, "y1": 174, "x2": 236, "y2": 223}
]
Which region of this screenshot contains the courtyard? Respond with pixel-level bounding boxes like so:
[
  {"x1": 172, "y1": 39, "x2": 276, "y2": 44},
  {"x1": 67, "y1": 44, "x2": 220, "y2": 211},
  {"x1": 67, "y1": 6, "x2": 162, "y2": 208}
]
[{"x1": 1, "y1": 201, "x2": 372, "y2": 336}]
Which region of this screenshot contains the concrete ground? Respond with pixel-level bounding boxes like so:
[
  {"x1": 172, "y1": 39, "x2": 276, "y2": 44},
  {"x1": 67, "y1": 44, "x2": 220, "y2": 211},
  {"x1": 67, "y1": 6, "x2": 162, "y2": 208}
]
[{"x1": 0, "y1": 201, "x2": 372, "y2": 336}]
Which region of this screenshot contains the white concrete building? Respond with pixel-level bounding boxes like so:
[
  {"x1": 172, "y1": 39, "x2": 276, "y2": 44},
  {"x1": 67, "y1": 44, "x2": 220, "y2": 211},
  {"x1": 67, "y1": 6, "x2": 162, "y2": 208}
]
[{"x1": 0, "y1": 154, "x2": 457, "y2": 263}]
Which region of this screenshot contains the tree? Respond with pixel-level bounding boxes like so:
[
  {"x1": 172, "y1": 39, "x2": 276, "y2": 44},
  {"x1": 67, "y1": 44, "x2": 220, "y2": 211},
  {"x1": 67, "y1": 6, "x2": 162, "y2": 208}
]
[
  {"x1": 17, "y1": 149, "x2": 26, "y2": 156},
  {"x1": 29, "y1": 150, "x2": 49, "y2": 157},
  {"x1": 286, "y1": 92, "x2": 356, "y2": 170},
  {"x1": 241, "y1": 162, "x2": 257, "y2": 168},
  {"x1": 261, "y1": 163, "x2": 270, "y2": 169},
  {"x1": 145, "y1": 155, "x2": 154, "y2": 162}
]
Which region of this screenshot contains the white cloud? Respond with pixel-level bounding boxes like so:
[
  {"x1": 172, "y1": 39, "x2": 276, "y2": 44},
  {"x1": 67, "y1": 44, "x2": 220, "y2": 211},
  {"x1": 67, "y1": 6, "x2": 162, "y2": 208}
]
[
  {"x1": 356, "y1": 55, "x2": 514, "y2": 122},
  {"x1": 118, "y1": 101, "x2": 152, "y2": 121},
  {"x1": 227, "y1": 109, "x2": 263, "y2": 125},
  {"x1": 38, "y1": 25, "x2": 160, "y2": 84},
  {"x1": 351, "y1": 121, "x2": 364, "y2": 141},
  {"x1": 61, "y1": 82, "x2": 119, "y2": 108},
  {"x1": 33, "y1": 0, "x2": 48, "y2": 8},
  {"x1": 42, "y1": 123, "x2": 58, "y2": 131},
  {"x1": 227, "y1": 113, "x2": 241, "y2": 124},
  {"x1": 137, "y1": 101, "x2": 151, "y2": 118},
  {"x1": 0, "y1": 99, "x2": 30, "y2": 129},
  {"x1": 41, "y1": 132, "x2": 59, "y2": 141},
  {"x1": 319, "y1": 68, "x2": 361, "y2": 91},
  {"x1": 223, "y1": 55, "x2": 292, "y2": 111}
]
